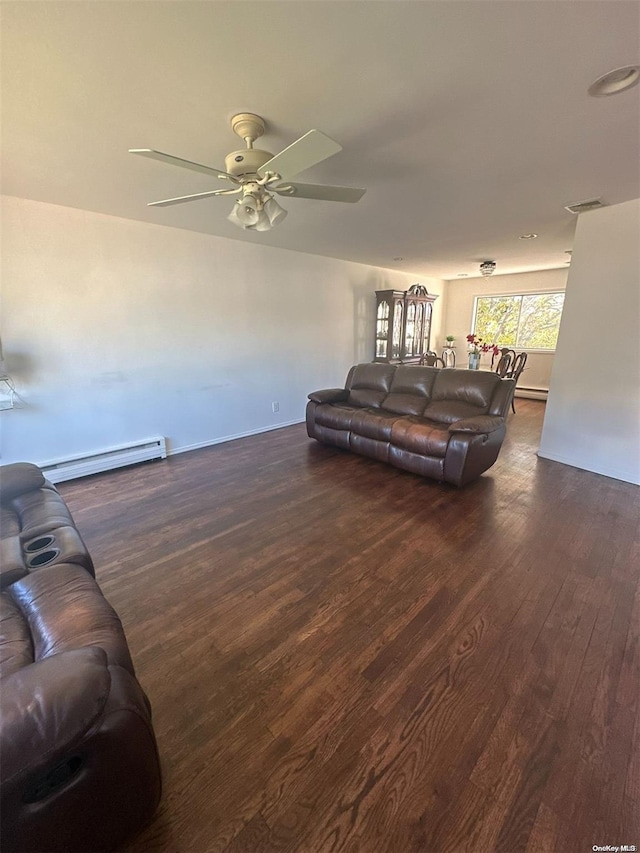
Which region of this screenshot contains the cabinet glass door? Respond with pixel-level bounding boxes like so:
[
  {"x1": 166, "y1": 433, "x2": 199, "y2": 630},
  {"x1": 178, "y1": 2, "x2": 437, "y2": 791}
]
[
  {"x1": 375, "y1": 300, "x2": 390, "y2": 359},
  {"x1": 403, "y1": 301, "x2": 416, "y2": 358},
  {"x1": 392, "y1": 299, "x2": 404, "y2": 359},
  {"x1": 420, "y1": 303, "x2": 433, "y2": 354}
]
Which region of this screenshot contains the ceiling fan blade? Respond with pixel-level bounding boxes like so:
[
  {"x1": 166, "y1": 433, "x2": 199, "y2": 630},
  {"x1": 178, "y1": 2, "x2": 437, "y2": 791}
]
[
  {"x1": 272, "y1": 182, "x2": 366, "y2": 203},
  {"x1": 148, "y1": 188, "x2": 240, "y2": 207},
  {"x1": 130, "y1": 149, "x2": 239, "y2": 183},
  {"x1": 258, "y1": 130, "x2": 342, "y2": 182}
]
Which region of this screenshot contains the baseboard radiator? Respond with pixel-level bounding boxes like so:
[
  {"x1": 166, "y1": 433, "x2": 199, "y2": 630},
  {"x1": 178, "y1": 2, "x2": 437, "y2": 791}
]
[
  {"x1": 40, "y1": 437, "x2": 167, "y2": 483},
  {"x1": 515, "y1": 386, "x2": 548, "y2": 401}
]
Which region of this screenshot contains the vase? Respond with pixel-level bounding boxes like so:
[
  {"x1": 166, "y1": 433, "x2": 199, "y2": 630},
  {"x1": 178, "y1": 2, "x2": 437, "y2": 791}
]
[{"x1": 468, "y1": 352, "x2": 480, "y2": 370}]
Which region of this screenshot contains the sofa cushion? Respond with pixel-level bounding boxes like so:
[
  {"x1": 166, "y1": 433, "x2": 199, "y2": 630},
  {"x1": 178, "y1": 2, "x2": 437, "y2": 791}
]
[
  {"x1": 350, "y1": 408, "x2": 401, "y2": 441},
  {"x1": 0, "y1": 593, "x2": 34, "y2": 679},
  {"x1": 381, "y1": 365, "x2": 438, "y2": 415},
  {"x1": 0, "y1": 537, "x2": 28, "y2": 590},
  {"x1": 423, "y1": 369, "x2": 500, "y2": 424},
  {"x1": 424, "y1": 399, "x2": 490, "y2": 425},
  {"x1": 11, "y1": 485, "x2": 76, "y2": 537},
  {"x1": 390, "y1": 417, "x2": 451, "y2": 458},
  {"x1": 314, "y1": 403, "x2": 361, "y2": 431},
  {"x1": 347, "y1": 363, "x2": 396, "y2": 409},
  {"x1": 1, "y1": 507, "x2": 21, "y2": 540},
  {"x1": 431, "y1": 368, "x2": 499, "y2": 409},
  {"x1": 6, "y1": 564, "x2": 135, "y2": 674},
  {"x1": 450, "y1": 415, "x2": 505, "y2": 434},
  {"x1": 0, "y1": 463, "x2": 45, "y2": 505}
]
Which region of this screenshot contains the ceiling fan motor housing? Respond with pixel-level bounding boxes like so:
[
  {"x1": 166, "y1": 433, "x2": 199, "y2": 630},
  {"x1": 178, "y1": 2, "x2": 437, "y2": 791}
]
[{"x1": 225, "y1": 148, "x2": 274, "y2": 179}]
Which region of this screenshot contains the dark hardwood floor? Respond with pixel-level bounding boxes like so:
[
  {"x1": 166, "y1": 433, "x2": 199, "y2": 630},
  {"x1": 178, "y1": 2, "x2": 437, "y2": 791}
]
[{"x1": 57, "y1": 400, "x2": 640, "y2": 853}]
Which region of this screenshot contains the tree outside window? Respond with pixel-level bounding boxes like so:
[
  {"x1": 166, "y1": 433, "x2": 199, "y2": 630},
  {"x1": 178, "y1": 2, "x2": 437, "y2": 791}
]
[{"x1": 473, "y1": 292, "x2": 565, "y2": 350}]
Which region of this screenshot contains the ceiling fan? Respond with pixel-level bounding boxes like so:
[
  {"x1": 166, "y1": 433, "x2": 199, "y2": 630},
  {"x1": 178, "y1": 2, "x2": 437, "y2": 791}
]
[{"x1": 130, "y1": 113, "x2": 366, "y2": 231}]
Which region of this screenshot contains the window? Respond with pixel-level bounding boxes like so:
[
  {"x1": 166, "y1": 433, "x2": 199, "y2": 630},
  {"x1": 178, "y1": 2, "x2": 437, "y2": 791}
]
[{"x1": 472, "y1": 291, "x2": 565, "y2": 350}]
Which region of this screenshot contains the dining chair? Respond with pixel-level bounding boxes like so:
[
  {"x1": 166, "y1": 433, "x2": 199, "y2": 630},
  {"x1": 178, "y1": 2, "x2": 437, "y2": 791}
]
[
  {"x1": 420, "y1": 351, "x2": 445, "y2": 367},
  {"x1": 493, "y1": 348, "x2": 515, "y2": 377},
  {"x1": 505, "y1": 351, "x2": 528, "y2": 412}
]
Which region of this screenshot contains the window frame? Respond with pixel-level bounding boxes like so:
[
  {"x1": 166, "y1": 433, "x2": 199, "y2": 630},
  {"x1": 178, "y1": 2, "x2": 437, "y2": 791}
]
[{"x1": 471, "y1": 289, "x2": 565, "y2": 354}]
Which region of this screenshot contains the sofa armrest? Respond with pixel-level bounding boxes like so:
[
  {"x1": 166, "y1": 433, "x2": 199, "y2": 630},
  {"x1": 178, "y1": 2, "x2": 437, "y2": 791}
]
[
  {"x1": 308, "y1": 388, "x2": 349, "y2": 404},
  {"x1": 449, "y1": 415, "x2": 504, "y2": 434},
  {"x1": 1, "y1": 647, "x2": 162, "y2": 853},
  {"x1": 1, "y1": 646, "x2": 110, "y2": 785}
]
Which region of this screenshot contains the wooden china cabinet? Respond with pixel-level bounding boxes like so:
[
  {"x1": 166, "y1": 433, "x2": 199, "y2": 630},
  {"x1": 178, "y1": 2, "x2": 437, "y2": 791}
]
[{"x1": 374, "y1": 285, "x2": 438, "y2": 363}]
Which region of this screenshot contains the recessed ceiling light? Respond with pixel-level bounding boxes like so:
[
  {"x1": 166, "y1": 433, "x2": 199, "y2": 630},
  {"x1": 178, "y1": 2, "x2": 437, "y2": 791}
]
[
  {"x1": 588, "y1": 65, "x2": 640, "y2": 97},
  {"x1": 393, "y1": 256, "x2": 403, "y2": 261},
  {"x1": 519, "y1": 233, "x2": 538, "y2": 240}
]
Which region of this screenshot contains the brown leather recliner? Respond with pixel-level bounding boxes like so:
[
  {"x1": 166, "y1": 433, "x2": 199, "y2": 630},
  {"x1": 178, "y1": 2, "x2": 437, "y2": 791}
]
[
  {"x1": 307, "y1": 364, "x2": 516, "y2": 486},
  {"x1": 0, "y1": 463, "x2": 162, "y2": 853}
]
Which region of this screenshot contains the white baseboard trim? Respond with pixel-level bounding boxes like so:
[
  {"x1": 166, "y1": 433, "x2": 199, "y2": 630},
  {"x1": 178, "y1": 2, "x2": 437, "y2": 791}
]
[{"x1": 168, "y1": 419, "x2": 305, "y2": 457}]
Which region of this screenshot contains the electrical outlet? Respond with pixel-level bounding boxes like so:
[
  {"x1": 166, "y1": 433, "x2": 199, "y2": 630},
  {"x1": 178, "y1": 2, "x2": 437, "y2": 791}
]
[{"x1": 271, "y1": 401, "x2": 279, "y2": 413}]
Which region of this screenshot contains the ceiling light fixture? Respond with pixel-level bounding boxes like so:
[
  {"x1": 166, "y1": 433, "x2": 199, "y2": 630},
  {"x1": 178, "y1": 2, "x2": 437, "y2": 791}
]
[
  {"x1": 519, "y1": 233, "x2": 538, "y2": 240},
  {"x1": 588, "y1": 65, "x2": 640, "y2": 97},
  {"x1": 480, "y1": 260, "x2": 496, "y2": 276},
  {"x1": 228, "y1": 184, "x2": 287, "y2": 231}
]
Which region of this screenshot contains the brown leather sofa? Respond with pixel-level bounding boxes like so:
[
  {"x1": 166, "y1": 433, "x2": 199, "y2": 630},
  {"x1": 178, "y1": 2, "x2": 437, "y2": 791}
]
[
  {"x1": 0, "y1": 463, "x2": 162, "y2": 853},
  {"x1": 307, "y1": 364, "x2": 516, "y2": 486}
]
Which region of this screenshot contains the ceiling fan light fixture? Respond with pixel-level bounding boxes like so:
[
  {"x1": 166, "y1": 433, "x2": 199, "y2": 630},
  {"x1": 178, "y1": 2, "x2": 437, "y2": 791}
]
[
  {"x1": 251, "y1": 210, "x2": 272, "y2": 232},
  {"x1": 228, "y1": 201, "x2": 263, "y2": 230},
  {"x1": 264, "y1": 196, "x2": 287, "y2": 226},
  {"x1": 228, "y1": 189, "x2": 287, "y2": 231},
  {"x1": 235, "y1": 194, "x2": 262, "y2": 227},
  {"x1": 228, "y1": 202, "x2": 247, "y2": 229}
]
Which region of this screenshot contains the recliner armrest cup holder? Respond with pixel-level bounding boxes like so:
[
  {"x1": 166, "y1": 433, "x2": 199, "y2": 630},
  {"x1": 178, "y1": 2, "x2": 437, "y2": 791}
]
[
  {"x1": 24, "y1": 535, "x2": 57, "y2": 553},
  {"x1": 27, "y1": 548, "x2": 61, "y2": 568}
]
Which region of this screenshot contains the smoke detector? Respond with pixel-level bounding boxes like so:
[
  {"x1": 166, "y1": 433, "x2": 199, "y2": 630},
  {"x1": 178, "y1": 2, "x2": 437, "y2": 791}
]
[{"x1": 564, "y1": 198, "x2": 606, "y2": 214}]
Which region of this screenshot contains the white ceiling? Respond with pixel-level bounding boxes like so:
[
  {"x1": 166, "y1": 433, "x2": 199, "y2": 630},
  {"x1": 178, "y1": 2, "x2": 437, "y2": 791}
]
[{"x1": 2, "y1": 1, "x2": 639, "y2": 281}]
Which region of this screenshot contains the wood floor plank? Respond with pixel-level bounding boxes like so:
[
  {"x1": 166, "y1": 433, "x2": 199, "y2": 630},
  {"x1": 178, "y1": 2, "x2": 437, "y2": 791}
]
[{"x1": 53, "y1": 400, "x2": 640, "y2": 853}]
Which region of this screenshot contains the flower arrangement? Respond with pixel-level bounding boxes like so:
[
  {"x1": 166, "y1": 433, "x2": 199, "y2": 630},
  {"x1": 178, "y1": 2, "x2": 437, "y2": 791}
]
[{"x1": 466, "y1": 334, "x2": 499, "y2": 357}]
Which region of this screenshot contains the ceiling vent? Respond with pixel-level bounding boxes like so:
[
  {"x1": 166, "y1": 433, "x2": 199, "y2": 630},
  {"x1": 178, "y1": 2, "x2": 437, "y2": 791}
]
[{"x1": 564, "y1": 198, "x2": 606, "y2": 214}]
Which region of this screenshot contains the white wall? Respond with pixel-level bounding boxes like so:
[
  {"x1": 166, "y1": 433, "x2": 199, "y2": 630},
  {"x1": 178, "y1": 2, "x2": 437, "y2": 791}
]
[
  {"x1": 441, "y1": 268, "x2": 568, "y2": 390},
  {"x1": 539, "y1": 198, "x2": 640, "y2": 485},
  {"x1": 0, "y1": 195, "x2": 445, "y2": 466}
]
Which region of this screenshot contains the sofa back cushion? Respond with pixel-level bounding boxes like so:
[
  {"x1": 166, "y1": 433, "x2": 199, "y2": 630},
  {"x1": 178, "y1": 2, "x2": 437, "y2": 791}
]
[
  {"x1": 425, "y1": 369, "x2": 500, "y2": 424},
  {"x1": 346, "y1": 363, "x2": 396, "y2": 408},
  {"x1": 381, "y1": 366, "x2": 438, "y2": 415},
  {"x1": 0, "y1": 463, "x2": 45, "y2": 505}
]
